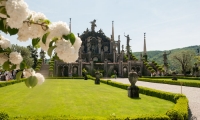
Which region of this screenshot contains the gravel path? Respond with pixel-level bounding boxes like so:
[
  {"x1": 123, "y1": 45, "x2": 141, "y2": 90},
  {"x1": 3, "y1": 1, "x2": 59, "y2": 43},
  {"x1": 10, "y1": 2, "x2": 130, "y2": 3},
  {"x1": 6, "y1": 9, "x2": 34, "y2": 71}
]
[{"x1": 103, "y1": 78, "x2": 200, "y2": 119}]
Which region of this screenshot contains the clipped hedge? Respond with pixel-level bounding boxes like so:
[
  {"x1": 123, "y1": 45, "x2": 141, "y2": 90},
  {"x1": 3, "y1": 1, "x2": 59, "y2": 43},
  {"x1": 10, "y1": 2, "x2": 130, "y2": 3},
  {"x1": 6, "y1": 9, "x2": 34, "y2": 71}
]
[
  {"x1": 0, "y1": 79, "x2": 25, "y2": 88},
  {"x1": 45, "y1": 77, "x2": 84, "y2": 79},
  {"x1": 139, "y1": 78, "x2": 200, "y2": 88},
  {"x1": 99, "y1": 79, "x2": 188, "y2": 120}
]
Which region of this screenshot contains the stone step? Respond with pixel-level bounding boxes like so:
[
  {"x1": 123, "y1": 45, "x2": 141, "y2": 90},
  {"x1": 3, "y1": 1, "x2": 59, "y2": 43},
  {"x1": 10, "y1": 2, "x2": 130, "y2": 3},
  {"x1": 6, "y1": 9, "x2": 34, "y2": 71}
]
[{"x1": 37, "y1": 64, "x2": 50, "y2": 77}]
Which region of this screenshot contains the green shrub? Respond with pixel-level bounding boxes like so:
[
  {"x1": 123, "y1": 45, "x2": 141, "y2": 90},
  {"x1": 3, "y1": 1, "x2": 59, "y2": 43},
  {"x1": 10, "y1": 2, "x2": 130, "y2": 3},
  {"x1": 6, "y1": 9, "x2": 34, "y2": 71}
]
[
  {"x1": 166, "y1": 109, "x2": 184, "y2": 120},
  {"x1": 111, "y1": 75, "x2": 116, "y2": 78},
  {"x1": 0, "y1": 111, "x2": 9, "y2": 120},
  {"x1": 0, "y1": 79, "x2": 25, "y2": 88}
]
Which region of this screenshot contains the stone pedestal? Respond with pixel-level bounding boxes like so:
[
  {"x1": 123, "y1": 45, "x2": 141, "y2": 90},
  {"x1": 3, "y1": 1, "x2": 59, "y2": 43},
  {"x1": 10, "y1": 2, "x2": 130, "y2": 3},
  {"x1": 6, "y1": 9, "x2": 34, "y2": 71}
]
[
  {"x1": 128, "y1": 85, "x2": 139, "y2": 98},
  {"x1": 95, "y1": 72, "x2": 100, "y2": 84}
]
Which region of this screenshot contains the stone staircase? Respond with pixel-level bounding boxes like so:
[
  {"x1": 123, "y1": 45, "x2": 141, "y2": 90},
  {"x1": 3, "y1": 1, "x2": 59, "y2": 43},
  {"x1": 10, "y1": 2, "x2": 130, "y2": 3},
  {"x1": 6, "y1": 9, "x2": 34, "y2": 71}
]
[{"x1": 38, "y1": 64, "x2": 49, "y2": 78}]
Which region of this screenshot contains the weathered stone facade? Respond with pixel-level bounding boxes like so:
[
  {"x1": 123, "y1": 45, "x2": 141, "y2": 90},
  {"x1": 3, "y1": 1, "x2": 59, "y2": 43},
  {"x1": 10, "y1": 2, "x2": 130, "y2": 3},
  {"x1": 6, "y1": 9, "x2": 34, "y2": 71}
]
[{"x1": 54, "y1": 20, "x2": 150, "y2": 77}]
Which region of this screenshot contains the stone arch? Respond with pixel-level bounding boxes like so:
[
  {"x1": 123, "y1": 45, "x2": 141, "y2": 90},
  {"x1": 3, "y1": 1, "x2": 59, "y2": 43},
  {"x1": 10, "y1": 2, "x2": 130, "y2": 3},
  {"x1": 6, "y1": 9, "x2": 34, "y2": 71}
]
[
  {"x1": 131, "y1": 67, "x2": 136, "y2": 71},
  {"x1": 123, "y1": 66, "x2": 128, "y2": 78},
  {"x1": 58, "y1": 65, "x2": 63, "y2": 77},
  {"x1": 63, "y1": 65, "x2": 69, "y2": 77},
  {"x1": 72, "y1": 66, "x2": 78, "y2": 76}
]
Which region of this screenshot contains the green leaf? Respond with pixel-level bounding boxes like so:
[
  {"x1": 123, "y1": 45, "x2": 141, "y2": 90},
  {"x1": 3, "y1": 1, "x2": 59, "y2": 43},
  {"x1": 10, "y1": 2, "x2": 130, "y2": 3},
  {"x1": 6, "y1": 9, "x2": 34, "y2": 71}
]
[
  {"x1": 42, "y1": 32, "x2": 50, "y2": 45},
  {"x1": 48, "y1": 46, "x2": 56, "y2": 57},
  {"x1": 25, "y1": 78, "x2": 30, "y2": 87},
  {"x1": 54, "y1": 53, "x2": 60, "y2": 60},
  {"x1": 7, "y1": 27, "x2": 19, "y2": 35},
  {"x1": 63, "y1": 33, "x2": 75, "y2": 45},
  {"x1": 49, "y1": 37, "x2": 58, "y2": 47},
  {"x1": 0, "y1": 6, "x2": 7, "y2": 16},
  {"x1": 11, "y1": 64, "x2": 16, "y2": 70},
  {"x1": 3, "y1": 61, "x2": 10, "y2": 71},
  {"x1": 0, "y1": 18, "x2": 7, "y2": 33},
  {"x1": 16, "y1": 71, "x2": 23, "y2": 81},
  {"x1": 32, "y1": 38, "x2": 40, "y2": 48},
  {"x1": 43, "y1": 19, "x2": 51, "y2": 25},
  {"x1": 20, "y1": 61, "x2": 26, "y2": 70},
  {"x1": 62, "y1": 35, "x2": 69, "y2": 40},
  {"x1": 26, "y1": 76, "x2": 38, "y2": 88}
]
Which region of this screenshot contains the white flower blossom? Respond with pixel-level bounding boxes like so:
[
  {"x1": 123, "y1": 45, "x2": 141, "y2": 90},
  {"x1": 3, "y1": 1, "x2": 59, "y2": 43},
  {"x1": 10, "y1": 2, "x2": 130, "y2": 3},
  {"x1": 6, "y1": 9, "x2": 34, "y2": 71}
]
[
  {"x1": 17, "y1": 11, "x2": 47, "y2": 41},
  {"x1": 9, "y1": 52, "x2": 23, "y2": 65},
  {"x1": 0, "y1": 53, "x2": 8, "y2": 65},
  {"x1": 23, "y1": 68, "x2": 35, "y2": 78},
  {"x1": 55, "y1": 39, "x2": 79, "y2": 63},
  {"x1": 0, "y1": 36, "x2": 11, "y2": 49},
  {"x1": 34, "y1": 73, "x2": 45, "y2": 85},
  {"x1": 48, "y1": 21, "x2": 70, "y2": 39},
  {"x1": 6, "y1": 0, "x2": 30, "y2": 28}
]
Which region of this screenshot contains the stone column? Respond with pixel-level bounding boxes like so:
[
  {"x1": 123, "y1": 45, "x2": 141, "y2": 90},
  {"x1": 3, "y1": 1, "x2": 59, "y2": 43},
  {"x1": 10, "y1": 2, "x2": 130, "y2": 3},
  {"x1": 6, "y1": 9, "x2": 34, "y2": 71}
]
[
  {"x1": 101, "y1": 50, "x2": 104, "y2": 62},
  {"x1": 104, "y1": 59, "x2": 108, "y2": 77},
  {"x1": 90, "y1": 59, "x2": 93, "y2": 76},
  {"x1": 128, "y1": 61, "x2": 131, "y2": 73},
  {"x1": 88, "y1": 51, "x2": 91, "y2": 62},
  {"x1": 113, "y1": 49, "x2": 116, "y2": 63},
  {"x1": 78, "y1": 59, "x2": 82, "y2": 76},
  {"x1": 118, "y1": 37, "x2": 120, "y2": 54},
  {"x1": 110, "y1": 41, "x2": 113, "y2": 54},
  {"x1": 119, "y1": 61, "x2": 123, "y2": 77}
]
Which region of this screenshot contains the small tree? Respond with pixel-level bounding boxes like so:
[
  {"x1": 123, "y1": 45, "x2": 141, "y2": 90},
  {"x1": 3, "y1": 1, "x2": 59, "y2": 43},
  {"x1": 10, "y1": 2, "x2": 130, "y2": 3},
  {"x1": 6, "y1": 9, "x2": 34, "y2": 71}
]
[{"x1": 172, "y1": 50, "x2": 195, "y2": 76}]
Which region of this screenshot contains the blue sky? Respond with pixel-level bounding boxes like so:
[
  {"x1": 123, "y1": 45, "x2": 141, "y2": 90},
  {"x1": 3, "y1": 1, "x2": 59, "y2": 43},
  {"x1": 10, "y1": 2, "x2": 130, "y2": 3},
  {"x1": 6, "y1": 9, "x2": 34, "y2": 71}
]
[{"x1": 2, "y1": 0, "x2": 200, "y2": 52}]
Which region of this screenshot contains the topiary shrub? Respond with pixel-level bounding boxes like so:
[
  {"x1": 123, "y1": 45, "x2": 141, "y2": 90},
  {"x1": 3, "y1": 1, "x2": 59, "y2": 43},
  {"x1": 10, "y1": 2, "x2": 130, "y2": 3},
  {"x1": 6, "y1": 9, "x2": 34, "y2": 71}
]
[
  {"x1": 0, "y1": 111, "x2": 9, "y2": 120},
  {"x1": 166, "y1": 109, "x2": 184, "y2": 120}
]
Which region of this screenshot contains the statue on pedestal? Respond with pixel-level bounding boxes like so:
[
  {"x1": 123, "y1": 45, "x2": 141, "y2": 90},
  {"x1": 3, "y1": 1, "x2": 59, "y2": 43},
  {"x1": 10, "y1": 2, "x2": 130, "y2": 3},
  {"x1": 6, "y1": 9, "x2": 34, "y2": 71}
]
[
  {"x1": 127, "y1": 70, "x2": 139, "y2": 98},
  {"x1": 95, "y1": 71, "x2": 100, "y2": 84}
]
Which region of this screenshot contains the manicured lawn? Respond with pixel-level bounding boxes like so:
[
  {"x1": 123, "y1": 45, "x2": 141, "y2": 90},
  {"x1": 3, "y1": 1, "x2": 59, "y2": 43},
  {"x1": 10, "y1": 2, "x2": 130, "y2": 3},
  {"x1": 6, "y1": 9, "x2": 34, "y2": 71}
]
[{"x1": 0, "y1": 79, "x2": 174, "y2": 118}]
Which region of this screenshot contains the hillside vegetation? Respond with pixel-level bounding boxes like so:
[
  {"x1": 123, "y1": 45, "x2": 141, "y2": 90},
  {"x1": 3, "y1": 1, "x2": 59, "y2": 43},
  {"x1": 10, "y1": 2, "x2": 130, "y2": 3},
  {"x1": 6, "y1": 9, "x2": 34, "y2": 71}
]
[{"x1": 133, "y1": 45, "x2": 200, "y2": 73}]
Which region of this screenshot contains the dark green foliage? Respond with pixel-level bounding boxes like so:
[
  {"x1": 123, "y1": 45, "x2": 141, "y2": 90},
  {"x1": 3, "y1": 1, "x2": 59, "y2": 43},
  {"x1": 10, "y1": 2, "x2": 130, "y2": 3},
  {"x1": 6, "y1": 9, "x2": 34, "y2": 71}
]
[
  {"x1": 27, "y1": 45, "x2": 38, "y2": 69},
  {"x1": 134, "y1": 45, "x2": 199, "y2": 73},
  {"x1": 0, "y1": 79, "x2": 25, "y2": 88},
  {"x1": 0, "y1": 111, "x2": 9, "y2": 120},
  {"x1": 11, "y1": 45, "x2": 34, "y2": 68}
]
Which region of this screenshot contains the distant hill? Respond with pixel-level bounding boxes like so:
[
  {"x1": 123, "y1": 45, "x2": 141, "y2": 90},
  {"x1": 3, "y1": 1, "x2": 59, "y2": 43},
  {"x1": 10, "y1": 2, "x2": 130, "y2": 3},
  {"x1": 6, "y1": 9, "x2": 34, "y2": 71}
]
[{"x1": 133, "y1": 45, "x2": 200, "y2": 72}]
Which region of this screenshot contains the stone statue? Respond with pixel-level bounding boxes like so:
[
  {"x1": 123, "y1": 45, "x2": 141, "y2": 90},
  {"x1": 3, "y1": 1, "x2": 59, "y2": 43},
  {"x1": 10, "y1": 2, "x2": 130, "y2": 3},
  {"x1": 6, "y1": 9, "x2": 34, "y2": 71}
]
[
  {"x1": 124, "y1": 33, "x2": 131, "y2": 46},
  {"x1": 127, "y1": 70, "x2": 139, "y2": 98},
  {"x1": 118, "y1": 35, "x2": 120, "y2": 40},
  {"x1": 90, "y1": 19, "x2": 97, "y2": 32},
  {"x1": 87, "y1": 37, "x2": 92, "y2": 52},
  {"x1": 163, "y1": 51, "x2": 171, "y2": 66},
  {"x1": 122, "y1": 45, "x2": 124, "y2": 51},
  {"x1": 128, "y1": 70, "x2": 138, "y2": 86}
]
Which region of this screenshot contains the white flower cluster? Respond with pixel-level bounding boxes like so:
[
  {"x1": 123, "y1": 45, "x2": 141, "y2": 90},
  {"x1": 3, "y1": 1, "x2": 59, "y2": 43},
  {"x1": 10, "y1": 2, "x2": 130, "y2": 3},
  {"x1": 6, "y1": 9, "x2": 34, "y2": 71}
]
[
  {"x1": 6, "y1": 0, "x2": 29, "y2": 28},
  {"x1": 17, "y1": 11, "x2": 47, "y2": 42},
  {"x1": 39, "y1": 21, "x2": 70, "y2": 51},
  {"x1": 0, "y1": 36, "x2": 11, "y2": 49},
  {"x1": 23, "y1": 69, "x2": 45, "y2": 85},
  {"x1": 9, "y1": 52, "x2": 23, "y2": 65},
  {"x1": 55, "y1": 35, "x2": 82, "y2": 63},
  {"x1": 0, "y1": 53, "x2": 8, "y2": 65}
]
